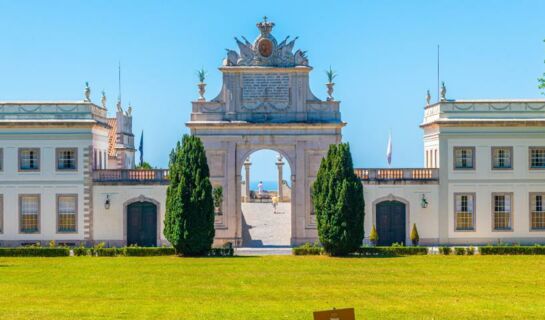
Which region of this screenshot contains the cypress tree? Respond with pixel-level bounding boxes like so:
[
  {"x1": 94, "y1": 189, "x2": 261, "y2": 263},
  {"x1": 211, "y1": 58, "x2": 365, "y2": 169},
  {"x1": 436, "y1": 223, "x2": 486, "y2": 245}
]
[
  {"x1": 410, "y1": 223, "x2": 420, "y2": 246},
  {"x1": 164, "y1": 135, "x2": 215, "y2": 256},
  {"x1": 312, "y1": 143, "x2": 365, "y2": 256},
  {"x1": 369, "y1": 225, "x2": 379, "y2": 246}
]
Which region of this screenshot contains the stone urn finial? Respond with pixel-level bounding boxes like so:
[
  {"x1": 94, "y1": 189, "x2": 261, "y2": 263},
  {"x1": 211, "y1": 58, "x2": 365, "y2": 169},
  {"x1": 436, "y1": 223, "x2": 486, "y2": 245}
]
[
  {"x1": 325, "y1": 66, "x2": 337, "y2": 101},
  {"x1": 197, "y1": 68, "x2": 207, "y2": 101},
  {"x1": 84, "y1": 82, "x2": 91, "y2": 102},
  {"x1": 426, "y1": 90, "x2": 431, "y2": 106},
  {"x1": 440, "y1": 81, "x2": 447, "y2": 101}
]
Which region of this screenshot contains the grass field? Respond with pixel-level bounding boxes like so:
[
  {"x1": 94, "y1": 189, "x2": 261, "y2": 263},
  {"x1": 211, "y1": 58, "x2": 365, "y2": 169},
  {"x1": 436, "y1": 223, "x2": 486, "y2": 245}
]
[{"x1": 1, "y1": 255, "x2": 544, "y2": 319}]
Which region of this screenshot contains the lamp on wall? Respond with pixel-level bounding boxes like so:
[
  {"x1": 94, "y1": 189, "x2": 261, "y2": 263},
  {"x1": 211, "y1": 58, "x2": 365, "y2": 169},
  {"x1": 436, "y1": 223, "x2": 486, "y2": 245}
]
[
  {"x1": 104, "y1": 194, "x2": 111, "y2": 210},
  {"x1": 421, "y1": 194, "x2": 429, "y2": 208}
]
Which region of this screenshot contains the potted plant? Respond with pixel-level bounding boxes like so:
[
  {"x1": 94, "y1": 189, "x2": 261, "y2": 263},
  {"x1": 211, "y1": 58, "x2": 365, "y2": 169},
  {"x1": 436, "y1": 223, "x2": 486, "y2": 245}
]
[
  {"x1": 213, "y1": 186, "x2": 223, "y2": 215},
  {"x1": 410, "y1": 223, "x2": 420, "y2": 246},
  {"x1": 369, "y1": 225, "x2": 379, "y2": 246},
  {"x1": 197, "y1": 68, "x2": 207, "y2": 101},
  {"x1": 325, "y1": 66, "x2": 337, "y2": 101}
]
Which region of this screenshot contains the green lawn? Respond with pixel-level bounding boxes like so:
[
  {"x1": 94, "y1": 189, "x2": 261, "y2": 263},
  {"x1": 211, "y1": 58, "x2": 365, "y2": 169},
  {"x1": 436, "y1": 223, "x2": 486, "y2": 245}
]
[{"x1": 1, "y1": 255, "x2": 544, "y2": 319}]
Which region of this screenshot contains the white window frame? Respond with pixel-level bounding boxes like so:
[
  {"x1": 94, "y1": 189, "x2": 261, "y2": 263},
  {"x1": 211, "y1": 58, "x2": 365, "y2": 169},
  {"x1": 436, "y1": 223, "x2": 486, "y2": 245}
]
[
  {"x1": 18, "y1": 148, "x2": 40, "y2": 171},
  {"x1": 56, "y1": 148, "x2": 78, "y2": 171},
  {"x1": 454, "y1": 147, "x2": 475, "y2": 170},
  {"x1": 454, "y1": 193, "x2": 476, "y2": 231},
  {"x1": 19, "y1": 194, "x2": 40, "y2": 234},
  {"x1": 56, "y1": 194, "x2": 78, "y2": 233},
  {"x1": 530, "y1": 193, "x2": 545, "y2": 231},
  {"x1": 492, "y1": 193, "x2": 513, "y2": 231}
]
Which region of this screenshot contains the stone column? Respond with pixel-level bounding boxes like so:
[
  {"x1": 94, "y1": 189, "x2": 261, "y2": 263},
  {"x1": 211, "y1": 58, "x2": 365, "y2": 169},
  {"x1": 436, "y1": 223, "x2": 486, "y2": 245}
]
[
  {"x1": 276, "y1": 154, "x2": 284, "y2": 201},
  {"x1": 244, "y1": 157, "x2": 251, "y2": 203}
]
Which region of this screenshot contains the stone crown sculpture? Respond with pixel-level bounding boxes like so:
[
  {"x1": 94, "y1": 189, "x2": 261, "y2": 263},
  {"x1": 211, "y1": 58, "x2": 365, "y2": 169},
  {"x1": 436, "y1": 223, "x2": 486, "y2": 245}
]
[{"x1": 223, "y1": 17, "x2": 309, "y2": 68}]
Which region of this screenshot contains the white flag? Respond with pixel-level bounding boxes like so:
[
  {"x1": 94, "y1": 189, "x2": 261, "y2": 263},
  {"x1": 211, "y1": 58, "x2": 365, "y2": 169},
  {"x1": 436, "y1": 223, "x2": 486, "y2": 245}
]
[{"x1": 386, "y1": 132, "x2": 392, "y2": 166}]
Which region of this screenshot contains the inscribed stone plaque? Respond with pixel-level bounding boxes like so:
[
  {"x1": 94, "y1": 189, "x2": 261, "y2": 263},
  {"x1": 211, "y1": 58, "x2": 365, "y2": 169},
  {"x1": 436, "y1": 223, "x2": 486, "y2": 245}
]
[
  {"x1": 313, "y1": 308, "x2": 355, "y2": 320},
  {"x1": 241, "y1": 73, "x2": 290, "y2": 111}
]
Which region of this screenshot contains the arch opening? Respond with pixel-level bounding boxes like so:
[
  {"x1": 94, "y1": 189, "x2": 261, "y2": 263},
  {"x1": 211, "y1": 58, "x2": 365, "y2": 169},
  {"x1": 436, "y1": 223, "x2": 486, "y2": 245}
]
[{"x1": 239, "y1": 149, "x2": 293, "y2": 247}]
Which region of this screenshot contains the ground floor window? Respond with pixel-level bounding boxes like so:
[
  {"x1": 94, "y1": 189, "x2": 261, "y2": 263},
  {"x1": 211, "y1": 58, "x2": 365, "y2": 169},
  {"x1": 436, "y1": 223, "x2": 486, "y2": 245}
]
[
  {"x1": 0, "y1": 195, "x2": 3, "y2": 233},
  {"x1": 455, "y1": 193, "x2": 475, "y2": 231},
  {"x1": 531, "y1": 193, "x2": 545, "y2": 230},
  {"x1": 493, "y1": 193, "x2": 512, "y2": 231},
  {"x1": 20, "y1": 195, "x2": 40, "y2": 233},
  {"x1": 57, "y1": 195, "x2": 77, "y2": 233}
]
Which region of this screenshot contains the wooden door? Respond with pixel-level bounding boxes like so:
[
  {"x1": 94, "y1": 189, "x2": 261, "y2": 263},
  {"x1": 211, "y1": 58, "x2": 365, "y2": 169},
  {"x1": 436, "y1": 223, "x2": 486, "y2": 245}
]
[
  {"x1": 127, "y1": 202, "x2": 157, "y2": 247},
  {"x1": 376, "y1": 201, "x2": 406, "y2": 246}
]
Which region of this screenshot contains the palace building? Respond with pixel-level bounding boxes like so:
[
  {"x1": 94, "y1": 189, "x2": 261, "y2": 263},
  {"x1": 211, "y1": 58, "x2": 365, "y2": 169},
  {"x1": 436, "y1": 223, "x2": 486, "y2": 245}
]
[{"x1": 0, "y1": 19, "x2": 544, "y2": 247}]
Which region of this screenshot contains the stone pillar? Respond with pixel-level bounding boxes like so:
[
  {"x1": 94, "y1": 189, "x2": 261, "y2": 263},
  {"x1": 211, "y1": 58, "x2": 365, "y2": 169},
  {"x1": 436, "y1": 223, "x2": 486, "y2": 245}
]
[
  {"x1": 276, "y1": 154, "x2": 284, "y2": 201},
  {"x1": 244, "y1": 157, "x2": 251, "y2": 203}
]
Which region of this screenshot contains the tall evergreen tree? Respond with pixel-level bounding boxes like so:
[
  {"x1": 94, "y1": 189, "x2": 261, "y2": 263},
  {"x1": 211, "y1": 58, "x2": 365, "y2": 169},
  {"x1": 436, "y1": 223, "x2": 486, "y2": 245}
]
[
  {"x1": 312, "y1": 143, "x2": 365, "y2": 256},
  {"x1": 164, "y1": 135, "x2": 215, "y2": 256}
]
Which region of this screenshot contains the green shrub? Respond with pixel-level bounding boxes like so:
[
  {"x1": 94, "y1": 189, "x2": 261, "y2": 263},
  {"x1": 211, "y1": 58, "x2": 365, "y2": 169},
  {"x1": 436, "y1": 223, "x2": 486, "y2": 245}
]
[
  {"x1": 479, "y1": 245, "x2": 545, "y2": 255},
  {"x1": 454, "y1": 247, "x2": 466, "y2": 255},
  {"x1": 466, "y1": 246, "x2": 475, "y2": 255},
  {"x1": 95, "y1": 248, "x2": 118, "y2": 257},
  {"x1": 207, "y1": 248, "x2": 234, "y2": 257},
  {"x1": 73, "y1": 246, "x2": 90, "y2": 256},
  {"x1": 0, "y1": 247, "x2": 70, "y2": 257},
  {"x1": 355, "y1": 246, "x2": 428, "y2": 256},
  {"x1": 292, "y1": 242, "x2": 323, "y2": 255},
  {"x1": 439, "y1": 246, "x2": 451, "y2": 255},
  {"x1": 164, "y1": 135, "x2": 215, "y2": 256},
  {"x1": 124, "y1": 247, "x2": 176, "y2": 256},
  {"x1": 410, "y1": 224, "x2": 420, "y2": 246},
  {"x1": 312, "y1": 143, "x2": 364, "y2": 256},
  {"x1": 369, "y1": 225, "x2": 378, "y2": 246}
]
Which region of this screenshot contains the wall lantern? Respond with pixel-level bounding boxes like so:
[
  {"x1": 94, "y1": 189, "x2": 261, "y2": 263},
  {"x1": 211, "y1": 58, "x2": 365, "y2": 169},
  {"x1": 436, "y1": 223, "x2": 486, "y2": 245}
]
[
  {"x1": 104, "y1": 194, "x2": 111, "y2": 210},
  {"x1": 421, "y1": 194, "x2": 429, "y2": 208}
]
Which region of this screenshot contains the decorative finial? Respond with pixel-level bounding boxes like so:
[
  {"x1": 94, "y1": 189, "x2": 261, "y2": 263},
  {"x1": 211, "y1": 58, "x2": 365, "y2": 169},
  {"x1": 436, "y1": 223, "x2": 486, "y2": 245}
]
[
  {"x1": 426, "y1": 90, "x2": 431, "y2": 106},
  {"x1": 263, "y1": 16, "x2": 268, "y2": 23},
  {"x1": 126, "y1": 103, "x2": 132, "y2": 116},
  {"x1": 197, "y1": 68, "x2": 207, "y2": 101},
  {"x1": 101, "y1": 90, "x2": 107, "y2": 109},
  {"x1": 440, "y1": 81, "x2": 447, "y2": 101},
  {"x1": 84, "y1": 82, "x2": 91, "y2": 102},
  {"x1": 116, "y1": 98, "x2": 123, "y2": 113},
  {"x1": 325, "y1": 66, "x2": 337, "y2": 101},
  {"x1": 256, "y1": 17, "x2": 275, "y2": 36}
]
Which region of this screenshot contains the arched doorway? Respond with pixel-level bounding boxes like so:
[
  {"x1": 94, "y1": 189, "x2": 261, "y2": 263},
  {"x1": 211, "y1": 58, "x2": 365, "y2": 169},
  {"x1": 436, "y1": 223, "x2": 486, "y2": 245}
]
[
  {"x1": 376, "y1": 201, "x2": 406, "y2": 246},
  {"x1": 126, "y1": 202, "x2": 157, "y2": 247},
  {"x1": 239, "y1": 149, "x2": 293, "y2": 247}
]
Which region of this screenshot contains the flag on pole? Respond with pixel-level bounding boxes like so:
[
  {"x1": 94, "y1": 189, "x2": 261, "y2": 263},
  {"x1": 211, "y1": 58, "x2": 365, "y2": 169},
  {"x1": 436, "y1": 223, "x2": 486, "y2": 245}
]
[
  {"x1": 386, "y1": 132, "x2": 392, "y2": 166},
  {"x1": 138, "y1": 130, "x2": 144, "y2": 166}
]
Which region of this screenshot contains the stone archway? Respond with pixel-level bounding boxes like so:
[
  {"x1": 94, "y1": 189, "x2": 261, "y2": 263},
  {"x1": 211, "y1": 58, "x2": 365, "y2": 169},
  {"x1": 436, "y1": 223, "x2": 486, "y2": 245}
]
[{"x1": 186, "y1": 19, "x2": 344, "y2": 247}]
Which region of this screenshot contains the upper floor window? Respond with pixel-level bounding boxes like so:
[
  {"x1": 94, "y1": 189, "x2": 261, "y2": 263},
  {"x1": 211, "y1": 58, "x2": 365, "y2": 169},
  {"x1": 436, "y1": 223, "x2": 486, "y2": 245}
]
[
  {"x1": 57, "y1": 194, "x2": 77, "y2": 233},
  {"x1": 56, "y1": 148, "x2": 77, "y2": 171},
  {"x1": 0, "y1": 148, "x2": 3, "y2": 171},
  {"x1": 20, "y1": 195, "x2": 40, "y2": 233},
  {"x1": 0, "y1": 195, "x2": 3, "y2": 234},
  {"x1": 19, "y1": 148, "x2": 40, "y2": 171},
  {"x1": 493, "y1": 193, "x2": 512, "y2": 231},
  {"x1": 531, "y1": 193, "x2": 545, "y2": 230},
  {"x1": 529, "y1": 147, "x2": 545, "y2": 169},
  {"x1": 492, "y1": 147, "x2": 512, "y2": 170},
  {"x1": 455, "y1": 193, "x2": 475, "y2": 231},
  {"x1": 454, "y1": 147, "x2": 475, "y2": 170}
]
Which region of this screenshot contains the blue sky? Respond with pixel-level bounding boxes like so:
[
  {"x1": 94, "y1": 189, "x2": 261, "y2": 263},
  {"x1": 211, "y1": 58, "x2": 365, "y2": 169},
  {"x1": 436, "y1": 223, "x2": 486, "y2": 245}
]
[{"x1": 1, "y1": 1, "x2": 544, "y2": 182}]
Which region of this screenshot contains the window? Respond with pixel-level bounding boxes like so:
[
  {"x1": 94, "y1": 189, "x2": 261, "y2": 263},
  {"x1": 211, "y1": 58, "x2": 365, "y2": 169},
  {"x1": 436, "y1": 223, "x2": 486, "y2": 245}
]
[
  {"x1": 0, "y1": 195, "x2": 3, "y2": 233},
  {"x1": 455, "y1": 193, "x2": 475, "y2": 231},
  {"x1": 454, "y1": 147, "x2": 475, "y2": 170},
  {"x1": 492, "y1": 147, "x2": 512, "y2": 169},
  {"x1": 57, "y1": 195, "x2": 77, "y2": 233},
  {"x1": 530, "y1": 147, "x2": 545, "y2": 169},
  {"x1": 20, "y1": 195, "x2": 40, "y2": 233},
  {"x1": 531, "y1": 193, "x2": 545, "y2": 230},
  {"x1": 56, "y1": 148, "x2": 77, "y2": 170},
  {"x1": 0, "y1": 148, "x2": 3, "y2": 171},
  {"x1": 493, "y1": 193, "x2": 512, "y2": 231},
  {"x1": 19, "y1": 148, "x2": 40, "y2": 171}
]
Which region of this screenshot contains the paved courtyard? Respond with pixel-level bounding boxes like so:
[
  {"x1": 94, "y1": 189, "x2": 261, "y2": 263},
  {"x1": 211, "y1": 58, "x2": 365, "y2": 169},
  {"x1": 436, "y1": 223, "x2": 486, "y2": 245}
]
[{"x1": 241, "y1": 202, "x2": 291, "y2": 247}]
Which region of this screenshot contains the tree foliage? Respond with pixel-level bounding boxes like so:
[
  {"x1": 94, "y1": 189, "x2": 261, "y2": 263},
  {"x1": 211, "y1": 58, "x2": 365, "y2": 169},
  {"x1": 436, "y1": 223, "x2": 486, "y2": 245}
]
[
  {"x1": 136, "y1": 161, "x2": 153, "y2": 170},
  {"x1": 410, "y1": 223, "x2": 420, "y2": 246},
  {"x1": 164, "y1": 135, "x2": 215, "y2": 256},
  {"x1": 540, "y1": 39, "x2": 545, "y2": 95},
  {"x1": 312, "y1": 143, "x2": 365, "y2": 256}
]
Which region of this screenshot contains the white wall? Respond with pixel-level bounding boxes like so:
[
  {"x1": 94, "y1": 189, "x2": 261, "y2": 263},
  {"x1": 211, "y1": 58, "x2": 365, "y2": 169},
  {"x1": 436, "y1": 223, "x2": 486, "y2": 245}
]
[{"x1": 92, "y1": 185, "x2": 167, "y2": 245}]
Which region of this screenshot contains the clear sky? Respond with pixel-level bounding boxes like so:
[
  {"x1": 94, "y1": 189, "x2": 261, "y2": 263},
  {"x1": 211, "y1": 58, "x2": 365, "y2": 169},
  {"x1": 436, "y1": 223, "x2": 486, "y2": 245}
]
[{"x1": 1, "y1": 1, "x2": 544, "y2": 182}]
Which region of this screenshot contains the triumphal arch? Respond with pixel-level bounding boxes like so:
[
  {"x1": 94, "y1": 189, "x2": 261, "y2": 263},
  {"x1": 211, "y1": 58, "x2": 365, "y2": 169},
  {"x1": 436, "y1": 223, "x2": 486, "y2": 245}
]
[{"x1": 186, "y1": 18, "x2": 344, "y2": 246}]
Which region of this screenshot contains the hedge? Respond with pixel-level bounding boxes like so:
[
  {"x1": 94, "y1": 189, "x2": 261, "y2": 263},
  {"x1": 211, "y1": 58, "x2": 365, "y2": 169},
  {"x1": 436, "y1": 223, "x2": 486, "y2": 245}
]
[
  {"x1": 355, "y1": 246, "x2": 428, "y2": 256},
  {"x1": 479, "y1": 246, "x2": 545, "y2": 255},
  {"x1": 207, "y1": 248, "x2": 234, "y2": 257},
  {"x1": 292, "y1": 243, "x2": 323, "y2": 255},
  {"x1": 0, "y1": 247, "x2": 70, "y2": 257},
  {"x1": 124, "y1": 247, "x2": 176, "y2": 256}
]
